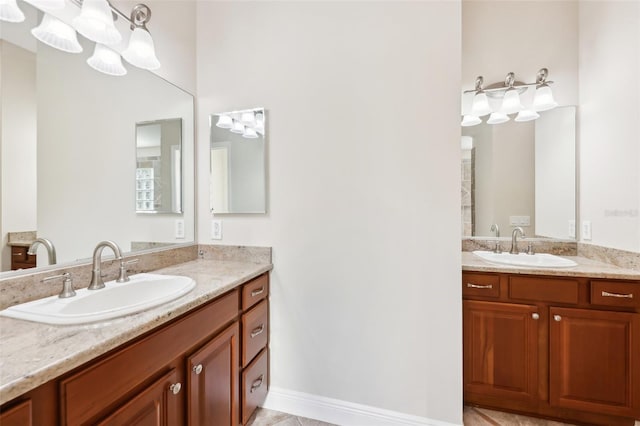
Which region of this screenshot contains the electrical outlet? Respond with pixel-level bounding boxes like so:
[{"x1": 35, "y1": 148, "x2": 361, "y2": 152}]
[
  {"x1": 509, "y1": 216, "x2": 531, "y2": 226},
  {"x1": 211, "y1": 219, "x2": 222, "y2": 240},
  {"x1": 582, "y1": 220, "x2": 592, "y2": 241},
  {"x1": 175, "y1": 219, "x2": 185, "y2": 239},
  {"x1": 568, "y1": 220, "x2": 576, "y2": 238}
]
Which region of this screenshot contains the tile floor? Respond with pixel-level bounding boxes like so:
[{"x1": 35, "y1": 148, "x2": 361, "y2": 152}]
[{"x1": 247, "y1": 406, "x2": 581, "y2": 425}]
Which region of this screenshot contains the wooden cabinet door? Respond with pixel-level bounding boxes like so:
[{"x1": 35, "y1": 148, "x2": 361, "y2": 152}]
[
  {"x1": 464, "y1": 300, "x2": 540, "y2": 406},
  {"x1": 96, "y1": 369, "x2": 182, "y2": 426},
  {"x1": 549, "y1": 307, "x2": 640, "y2": 417},
  {"x1": 0, "y1": 400, "x2": 32, "y2": 426},
  {"x1": 187, "y1": 322, "x2": 239, "y2": 426}
]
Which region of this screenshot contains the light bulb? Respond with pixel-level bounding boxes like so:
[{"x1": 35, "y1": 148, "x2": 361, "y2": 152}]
[
  {"x1": 215, "y1": 115, "x2": 233, "y2": 129},
  {"x1": 500, "y1": 88, "x2": 523, "y2": 115},
  {"x1": 461, "y1": 115, "x2": 481, "y2": 127},
  {"x1": 87, "y1": 44, "x2": 127, "y2": 76},
  {"x1": 471, "y1": 92, "x2": 492, "y2": 117},
  {"x1": 32, "y1": 14, "x2": 82, "y2": 53},
  {"x1": 122, "y1": 27, "x2": 160, "y2": 70},
  {"x1": 73, "y1": 0, "x2": 122, "y2": 45}
]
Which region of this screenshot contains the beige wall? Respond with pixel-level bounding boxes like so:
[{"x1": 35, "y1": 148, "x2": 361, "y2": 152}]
[
  {"x1": 196, "y1": 1, "x2": 462, "y2": 423},
  {"x1": 579, "y1": 1, "x2": 640, "y2": 252}
]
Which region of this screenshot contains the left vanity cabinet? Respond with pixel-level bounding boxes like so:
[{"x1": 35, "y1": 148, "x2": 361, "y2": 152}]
[{"x1": 0, "y1": 272, "x2": 270, "y2": 426}]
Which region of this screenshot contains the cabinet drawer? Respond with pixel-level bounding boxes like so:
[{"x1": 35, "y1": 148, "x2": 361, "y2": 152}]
[
  {"x1": 242, "y1": 300, "x2": 268, "y2": 367},
  {"x1": 591, "y1": 281, "x2": 640, "y2": 308},
  {"x1": 509, "y1": 276, "x2": 578, "y2": 304},
  {"x1": 242, "y1": 348, "x2": 268, "y2": 425},
  {"x1": 242, "y1": 274, "x2": 269, "y2": 311},
  {"x1": 0, "y1": 399, "x2": 32, "y2": 426},
  {"x1": 60, "y1": 290, "x2": 238, "y2": 425},
  {"x1": 462, "y1": 273, "x2": 500, "y2": 298},
  {"x1": 11, "y1": 247, "x2": 36, "y2": 270}
]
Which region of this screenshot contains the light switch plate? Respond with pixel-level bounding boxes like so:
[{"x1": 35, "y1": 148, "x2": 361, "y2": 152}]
[
  {"x1": 175, "y1": 219, "x2": 185, "y2": 239},
  {"x1": 211, "y1": 220, "x2": 222, "y2": 240},
  {"x1": 582, "y1": 220, "x2": 592, "y2": 241},
  {"x1": 509, "y1": 215, "x2": 531, "y2": 226}
]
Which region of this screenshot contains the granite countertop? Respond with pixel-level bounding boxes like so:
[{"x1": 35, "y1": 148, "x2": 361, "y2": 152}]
[
  {"x1": 0, "y1": 258, "x2": 272, "y2": 405},
  {"x1": 462, "y1": 251, "x2": 640, "y2": 280}
]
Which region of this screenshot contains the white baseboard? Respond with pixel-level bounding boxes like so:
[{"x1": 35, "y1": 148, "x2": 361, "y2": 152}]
[{"x1": 262, "y1": 386, "x2": 461, "y2": 426}]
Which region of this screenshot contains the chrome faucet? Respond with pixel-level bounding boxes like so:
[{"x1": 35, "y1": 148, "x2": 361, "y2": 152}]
[
  {"x1": 27, "y1": 238, "x2": 57, "y2": 265},
  {"x1": 490, "y1": 224, "x2": 501, "y2": 253},
  {"x1": 510, "y1": 227, "x2": 525, "y2": 254},
  {"x1": 88, "y1": 241, "x2": 123, "y2": 290}
]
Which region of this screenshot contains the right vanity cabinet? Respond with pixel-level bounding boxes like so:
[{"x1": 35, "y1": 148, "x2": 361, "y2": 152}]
[{"x1": 463, "y1": 272, "x2": 640, "y2": 426}]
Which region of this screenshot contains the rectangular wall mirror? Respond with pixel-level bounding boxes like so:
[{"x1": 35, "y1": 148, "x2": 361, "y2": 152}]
[
  {"x1": 136, "y1": 118, "x2": 183, "y2": 214},
  {"x1": 461, "y1": 106, "x2": 576, "y2": 240},
  {"x1": 209, "y1": 108, "x2": 267, "y2": 214},
  {"x1": 0, "y1": 1, "x2": 195, "y2": 273}
]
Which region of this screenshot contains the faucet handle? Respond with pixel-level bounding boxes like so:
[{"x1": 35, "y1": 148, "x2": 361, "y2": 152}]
[
  {"x1": 117, "y1": 258, "x2": 139, "y2": 283},
  {"x1": 526, "y1": 242, "x2": 535, "y2": 255},
  {"x1": 42, "y1": 272, "x2": 76, "y2": 298}
]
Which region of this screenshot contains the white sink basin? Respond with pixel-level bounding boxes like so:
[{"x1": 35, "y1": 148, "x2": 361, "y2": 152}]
[
  {"x1": 0, "y1": 273, "x2": 196, "y2": 325},
  {"x1": 472, "y1": 250, "x2": 577, "y2": 268}
]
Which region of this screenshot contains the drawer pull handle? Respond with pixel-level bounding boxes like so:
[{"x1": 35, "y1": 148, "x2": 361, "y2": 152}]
[
  {"x1": 193, "y1": 364, "x2": 203, "y2": 375},
  {"x1": 250, "y1": 324, "x2": 265, "y2": 338},
  {"x1": 250, "y1": 375, "x2": 264, "y2": 393},
  {"x1": 12, "y1": 253, "x2": 23, "y2": 256},
  {"x1": 251, "y1": 287, "x2": 265, "y2": 297},
  {"x1": 602, "y1": 291, "x2": 633, "y2": 299},
  {"x1": 554, "y1": 315, "x2": 562, "y2": 322},
  {"x1": 170, "y1": 383, "x2": 182, "y2": 395},
  {"x1": 467, "y1": 283, "x2": 493, "y2": 289},
  {"x1": 531, "y1": 313, "x2": 540, "y2": 320}
]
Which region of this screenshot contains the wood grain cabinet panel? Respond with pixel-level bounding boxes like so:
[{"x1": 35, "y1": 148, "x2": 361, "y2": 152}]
[
  {"x1": 549, "y1": 307, "x2": 640, "y2": 418},
  {"x1": 242, "y1": 348, "x2": 268, "y2": 425},
  {"x1": 96, "y1": 369, "x2": 182, "y2": 426},
  {"x1": 463, "y1": 300, "x2": 539, "y2": 405},
  {"x1": 591, "y1": 281, "x2": 640, "y2": 308},
  {"x1": 242, "y1": 300, "x2": 268, "y2": 368},
  {"x1": 10, "y1": 246, "x2": 36, "y2": 271},
  {"x1": 462, "y1": 273, "x2": 500, "y2": 298},
  {"x1": 0, "y1": 400, "x2": 32, "y2": 426},
  {"x1": 242, "y1": 274, "x2": 269, "y2": 310},
  {"x1": 187, "y1": 322, "x2": 239, "y2": 426},
  {"x1": 509, "y1": 276, "x2": 578, "y2": 304}
]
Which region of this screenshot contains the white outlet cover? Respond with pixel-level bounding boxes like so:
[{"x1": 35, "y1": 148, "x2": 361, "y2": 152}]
[
  {"x1": 582, "y1": 220, "x2": 592, "y2": 241},
  {"x1": 211, "y1": 219, "x2": 222, "y2": 240},
  {"x1": 175, "y1": 219, "x2": 185, "y2": 239}
]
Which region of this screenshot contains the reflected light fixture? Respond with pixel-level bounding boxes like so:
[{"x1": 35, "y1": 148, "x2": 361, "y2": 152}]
[
  {"x1": 0, "y1": 0, "x2": 25, "y2": 22},
  {"x1": 255, "y1": 112, "x2": 265, "y2": 134},
  {"x1": 241, "y1": 111, "x2": 255, "y2": 125},
  {"x1": 230, "y1": 120, "x2": 245, "y2": 134},
  {"x1": 24, "y1": 0, "x2": 65, "y2": 10},
  {"x1": 122, "y1": 4, "x2": 160, "y2": 70},
  {"x1": 461, "y1": 68, "x2": 557, "y2": 127},
  {"x1": 73, "y1": 0, "x2": 122, "y2": 45},
  {"x1": 242, "y1": 127, "x2": 258, "y2": 139},
  {"x1": 87, "y1": 43, "x2": 127, "y2": 76},
  {"x1": 32, "y1": 14, "x2": 83, "y2": 53},
  {"x1": 216, "y1": 115, "x2": 233, "y2": 129}
]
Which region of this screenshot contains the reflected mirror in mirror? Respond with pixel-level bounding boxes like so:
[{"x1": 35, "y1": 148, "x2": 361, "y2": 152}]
[
  {"x1": 210, "y1": 108, "x2": 267, "y2": 214},
  {"x1": 461, "y1": 106, "x2": 576, "y2": 240},
  {"x1": 0, "y1": 2, "x2": 195, "y2": 273},
  {"x1": 136, "y1": 119, "x2": 183, "y2": 214}
]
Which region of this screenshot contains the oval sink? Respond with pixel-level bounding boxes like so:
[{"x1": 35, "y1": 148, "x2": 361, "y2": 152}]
[
  {"x1": 472, "y1": 250, "x2": 577, "y2": 268},
  {"x1": 0, "y1": 273, "x2": 196, "y2": 325}
]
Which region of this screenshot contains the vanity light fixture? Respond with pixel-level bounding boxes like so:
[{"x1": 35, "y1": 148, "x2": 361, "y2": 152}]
[
  {"x1": 73, "y1": 0, "x2": 122, "y2": 45},
  {"x1": 87, "y1": 43, "x2": 127, "y2": 76},
  {"x1": 0, "y1": 0, "x2": 25, "y2": 22},
  {"x1": 461, "y1": 68, "x2": 556, "y2": 127},
  {"x1": 32, "y1": 13, "x2": 83, "y2": 53},
  {"x1": 122, "y1": 4, "x2": 160, "y2": 70},
  {"x1": 230, "y1": 120, "x2": 245, "y2": 134},
  {"x1": 240, "y1": 111, "x2": 256, "y2": 125},
  {"x1": 255, "y1": 112, "x2": 265, "y2": 133},
  {"x1": 216, "y1": 115, "x2": 233, "y2": 129},
  {"x1": 242, "y1": 127, "x2": 259, "y2": 139},
  {"x1": 24, "y1": 0, "x2": 65, "y2": 10}
]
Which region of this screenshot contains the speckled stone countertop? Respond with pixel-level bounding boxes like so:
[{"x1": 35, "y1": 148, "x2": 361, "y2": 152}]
[
  {"x1": 0, "y1": 258, "x2": 272, "y2": 405},
  {"x1": 463, "y1": 251, "x2": 640, "y2": 280}
]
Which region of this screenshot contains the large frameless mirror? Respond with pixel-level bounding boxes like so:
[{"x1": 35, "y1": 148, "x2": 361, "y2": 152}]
[
  {"x1": 209, "y1": 108, "x2": 267, "y2": 214},
  {"x1": 461, "y1": 106, "x2": 576, "y2": 240},
  {"x1": 136, "y1": 118, "x2": 183, "y2": 214}
]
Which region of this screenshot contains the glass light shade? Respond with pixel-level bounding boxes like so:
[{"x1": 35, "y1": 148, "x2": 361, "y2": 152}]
[
  {"x1": 122, "y1": 27, "x2": 160, "y2": 70},
  {"x1": 73, "y1": 0, "x2": 122, "y2": 45},
  {"x1": 461, "y1": 115, "x2": 481, "y2": 127},
  {"x1": 0, "y1": 0, "x2": 25, "y2": 22},
  {"x1": 255, "y1": 112, "x2": 265, "y2": 133},
  {"x1": 230, "y1": 120, "x2": 245, "y2": 134},
  {"x1": 240, "y1": 111, "x2": 255, "y2": 125},
  {"x1": 216, "y1": 115, "x2": 233, "y2": 129},
  {"x1": 487, "y1": 112, "x2": 510, "y2": 125},
  {"x1": 32, "y1": 14, "x2": 82, "y2": 53},
  {"x1": 500, "y1": 88, "x2": 523, "y2": 115},
  {"x1": 242, "y1": 127, "x2": 258, "y2": 139},
  {"x1": 87, "y1": 44, "x2": 127, "y2": 76},
  {"x1": 24, "y1": 0, "x2": 65, "y2": 10},
  {"x1": 533, "y1": 84, "x2": 558, "y2": 112},
  {"x1": 471, "y1": 92, "x2": 492, "y2": 117},
  {"x1": 515, "y1": 109, "x2": 540, "y2": 122}
]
